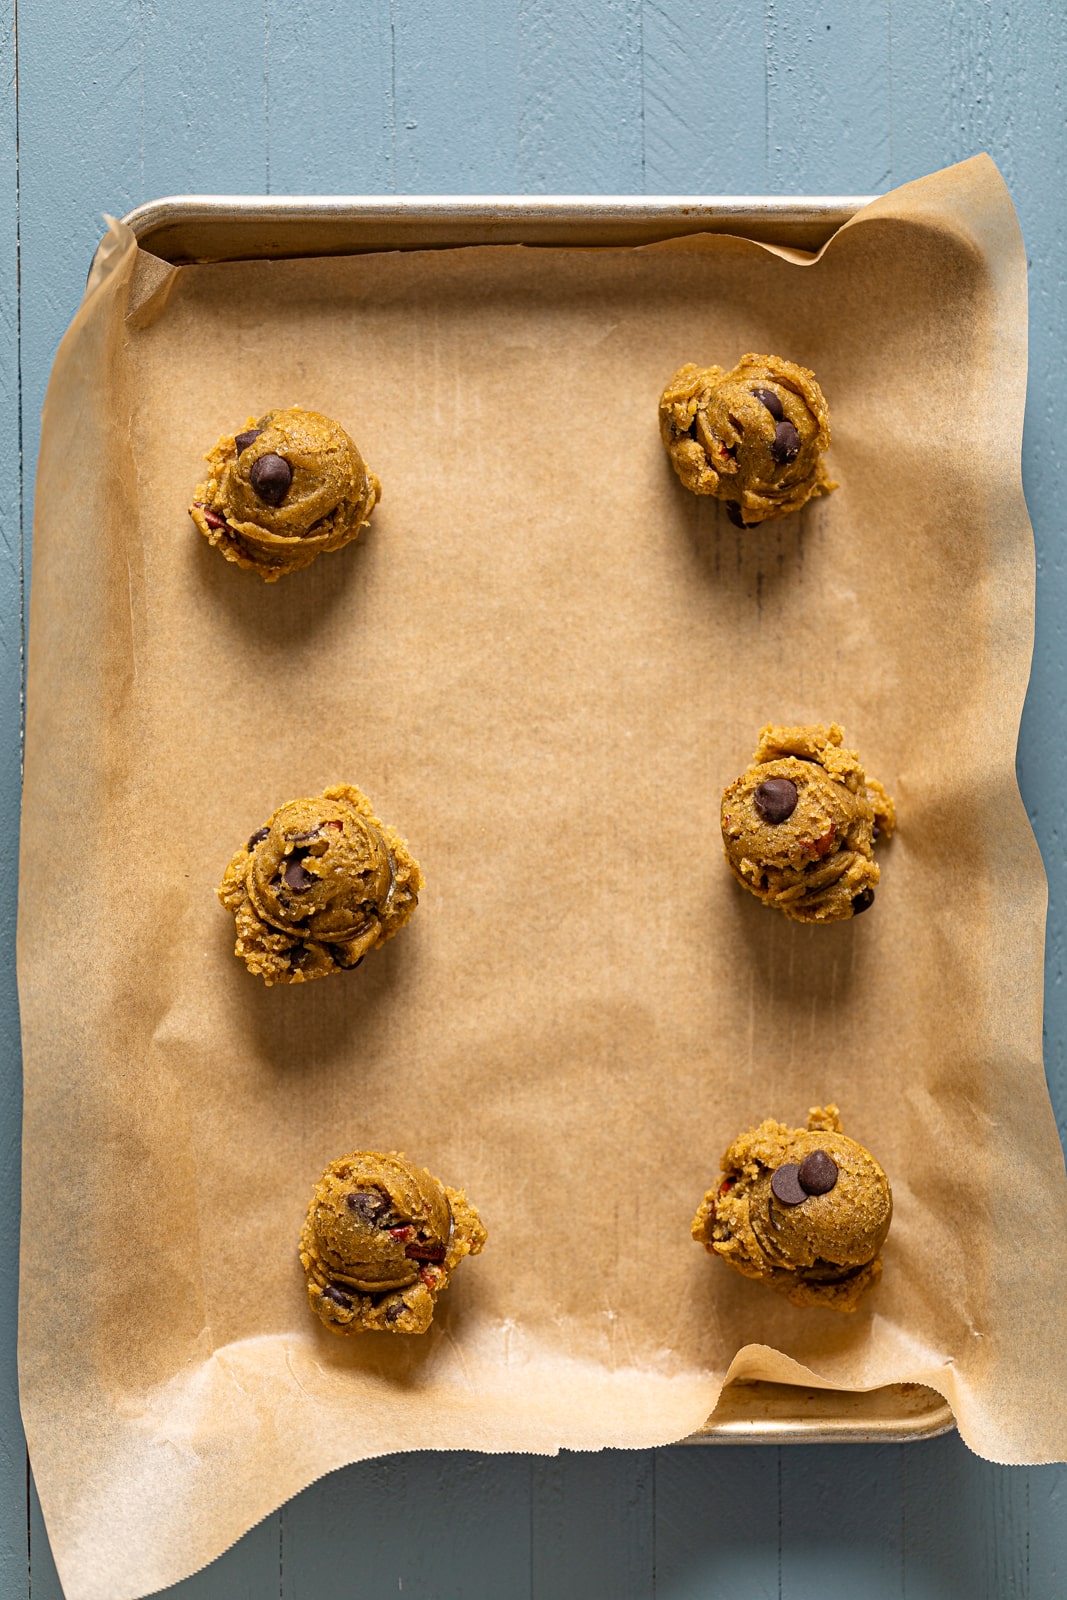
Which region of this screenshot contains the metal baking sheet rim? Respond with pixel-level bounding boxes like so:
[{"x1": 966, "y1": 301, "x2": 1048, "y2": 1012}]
[{"x1": 115, "y1": 192, "x2": 955, "y2": 1449}]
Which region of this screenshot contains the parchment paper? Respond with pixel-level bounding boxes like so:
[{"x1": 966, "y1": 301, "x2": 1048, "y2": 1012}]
[{"x1": 18, "y1": 156, "x2": 1067, "y2": 1600}]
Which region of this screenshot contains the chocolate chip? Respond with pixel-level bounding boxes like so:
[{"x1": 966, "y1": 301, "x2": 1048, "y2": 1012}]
[
  {"x1": 346, "y1": 1189, "x2": 388, "y2": 1223},
  {"x1": 288, "y1": 943, "x2": 310, "y2": 970},
  {"x1": 384, "y1": 1301, "x2": 407, "y2": 1323},
  {"x1": 322, "y1": 1283, "x2": 352, "y2": 1310},
  {"x1": 284, "y1": 856, "x2": 317, "y2": 892},
  {"x1": 798, "y1": 1149, "x2": 839, "y2": 1195},
  {"x1": 291, "y1": 828, "x2": 321, "y2": 844},
  {"x1": 234, "y1": 428, "x2": 264, "y2": 454},
  {"x1": 770, "y1": 419, "x2": 801, "y2": 465},
  {"x1": 404, "y1": 1241, "x2": 447, "y2": 1263},
  {"x1": 770, "y1": 1163, "x2": 807, "y2": 1206},
  {"x1": 754, "y1": 777, "x2": 798, "y2": 824},
  {"x1": 851, "y1": 888, "x2": 875, "y2": 916},
  {"x1": 752, "y1": 387, "x2": 784, "y2": 420},
  {"x1": 246, "y1": 826, "x2": 269, "y2": 852},
  {"x1": 726, "y1": 502, "x2": 746, "y2": 528},
  {"x1": 249, "y1": 452, "x2": 293, "y2": 506}
]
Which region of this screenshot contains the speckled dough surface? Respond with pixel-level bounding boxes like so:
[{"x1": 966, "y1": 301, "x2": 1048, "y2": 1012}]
[
  {"x1": 300, "y1": 1151, "x2": 487, "y2": 1334},
  {"x1": 658, "y1": 353, "x2": 835, "y2": 526},
  {"x1": 218, "y1": 783, "x2": 422, "y2": 985},
  {"x1": 692, "y1": 1106, "x2": 892, "y2": 1312},
  {"x1": 189, "y1": 404, "x2": 380, "y2": 580},
  {"x1": 721, "y1": 723, "x2": 895, "y2": 922}
]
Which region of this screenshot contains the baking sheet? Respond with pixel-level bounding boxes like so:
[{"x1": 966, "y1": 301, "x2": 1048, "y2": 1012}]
[{"x1": 18, "y1": 155, "x2": 1067, "y2": 1600}]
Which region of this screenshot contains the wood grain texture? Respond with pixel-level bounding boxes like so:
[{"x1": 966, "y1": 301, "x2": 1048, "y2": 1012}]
[
  {"x1": 266, "y1": 0, "x2": 393, "y2": 193},
  {"x1": 280, "y1": 1455, "x2": 534, "y2": 1598},
  {"x1": 765, "y1": 0, "x2": 892, "y2": 192},
  {"x1": 779, "y1": 1444, "x2": 904, "y2": 1595},
  {"x1": 516, "y1": 0, "x2": 645, "y2": 190},
  {"x1": 0, "y1": 0, "x2": 22, "y2": 1594},
  {"x1": 5, "y1": 2, "x2": 1067, "y2": 1597},
  {"x1": 642, "y1": 1, "x2": 766, "y2": 191},
  {"x1": 653, "y1": 1445, "x2": 779, "y2": 1596},
  {"x1": 531, "y1": 1451, "x2": 654, "y2": 1598}
]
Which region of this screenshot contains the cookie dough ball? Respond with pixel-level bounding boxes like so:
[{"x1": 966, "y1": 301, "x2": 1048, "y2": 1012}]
[
  {"x1": 190, "y1": 405, "x2": 380, "y2": 580},
  {"x1": 300, "y1": 1150, "x2": 487, "y2": 1334},
  {"x1": 218, "y1": 783, "x2": 422, "y2": 986},
  {"x1": 721, "y1": 723, "x2": 895, "y2": 923},
  {"x1": 658, "y1": 353, "x2": 834, "y2": 526},
  {"x1": 692, "y1": 1106, "x2": 892, "y2": 1311}
]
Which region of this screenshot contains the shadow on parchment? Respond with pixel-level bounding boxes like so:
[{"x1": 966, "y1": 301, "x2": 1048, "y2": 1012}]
[
  {"x1": 665, "y1": 465, "x2": 818, "y2": 612},
  {"x1": 300, "y1": 1282, "x2": 482, "y2": 1386},
  {"x1": 216, "y1": 912, "x2": 419, "y2": 1077},
  {"x1": 722, "y1": 870, "x2": 874, "y2": 1019},
  {"x1": 185, "y1": 499, "x2": 381, "y2": 649},
  {"x1": 688, "y1": 1235, "x2": 884, "y2": 1369}
]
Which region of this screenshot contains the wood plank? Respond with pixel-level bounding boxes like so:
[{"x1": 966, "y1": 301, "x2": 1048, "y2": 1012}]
[
  {"x1": 641, "y1": 0, "x2": 766, "y2": 191},
  {"x1": 280, "y1": 1452, "x2": 533, "y2": 1598},
  {"x1": 764, "y1": 0, "x2": 892, "y2": 192},
  {"x1": 16, "y1": 0, "x2": 142, "y2": 578},
  {"x1": 653, "y1": 1445, "x2": 779, "y2": 1596},
  {"x1": 266, "y1": 0, "x2": 392, "y2": 193},
  {"x1": 27, "y1": 1479, "x2": 63, "y2": 1600},
  {"x1": 530, "y1": 1450, "x2": 653, "y2": 1598},
  {"x1": 779, "y1": 1443, "x2": 902, "y2": 1598},
  {"x1": 389, "y1": 0, "x2": 520, "y2": 192},
  {"x1": 900, "y1": 1432, "x2": 1029, "y2": 1599},
  {"x1": 515, "y1": 0, "x2": 644, "y2": 191},
  {"x1": 0, "y1": 0, "x2": 24, "y2": 1591},
  {"x1": 1028, "y1": 1463, "x2": 1067, "y2": 1600},
  {"x1": 139, "y1": 0, "x2": 268, "y2": 199}
]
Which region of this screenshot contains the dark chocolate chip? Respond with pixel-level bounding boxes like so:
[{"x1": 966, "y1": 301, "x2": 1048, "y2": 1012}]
[
  {"x1": 384, "y1": 1301, "x2": 407, "y2": 1323},
  {"x1": 726, "y1": 502, "x2": 746, "y2": 528},
  {"x1": 753, "y1": 777, "x2": 799, "y2": 825},
  {"x1": 798, "y1": 1149, "x2": 839, "y2": 1195},
  {"x1": 288, "y1": 943, "x2": 310, "y2": 970},
  {"x1": 851, "y1": 887, "x2": 875, "y2": 916},
  {"x1": 234, "y1": 427, "x2": 264, "y2": 454},
  {"x1": 770, "y1": 418, "x2": 801, "y2": 465},
  {"x1": 346, "y1": 1189, "x2": 388, "y2": 1223},
  {"x1": 291, "y1": 828, "x2": 321, "y2": 844},
  {"x1": 284, "y1": 856, "x2": 317, "y2": 892},
  {"x1": 246, "y1": 826, "x2": 270, "y2": 852},
  {"x1": 321, "y1": 1283, "x2": 352, "y2": 1310},
  {"x1": 404, "y1": 1241, "x2": 447, "y2": 1263},
  {"x1": 249, "y1": 452, "x2": 293, "y2": 506},
  {"x1": 770, "y1": 1163, "x2": 807, "y2": 1206},
  {"x1": 752, "y1": 387, "x2": 784, "y2": 420}
]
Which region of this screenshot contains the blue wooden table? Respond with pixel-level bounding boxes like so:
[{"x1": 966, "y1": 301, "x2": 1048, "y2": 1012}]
[{"x1": 3, "y1": 4, "x2": 1065, "y2": 1595}]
